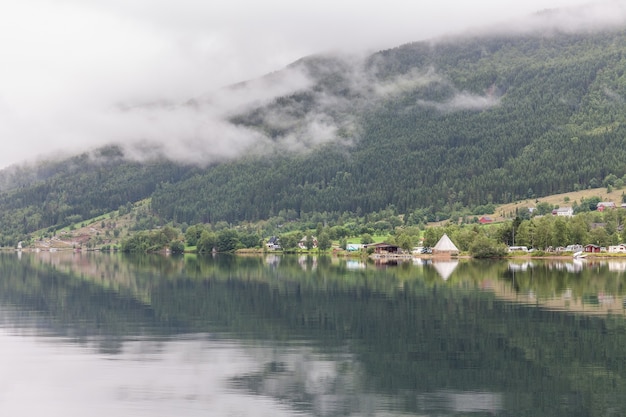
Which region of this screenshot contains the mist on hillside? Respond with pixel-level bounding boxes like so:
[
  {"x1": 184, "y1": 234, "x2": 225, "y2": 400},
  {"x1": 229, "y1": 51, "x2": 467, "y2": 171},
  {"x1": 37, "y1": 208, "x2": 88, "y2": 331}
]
[{"x1": 2, "y1": 1, "x2": 626, "y2": 170}]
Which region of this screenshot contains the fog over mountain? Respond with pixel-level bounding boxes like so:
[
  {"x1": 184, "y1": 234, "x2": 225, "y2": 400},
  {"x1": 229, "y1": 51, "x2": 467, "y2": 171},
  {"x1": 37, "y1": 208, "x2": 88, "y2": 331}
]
[{"x1": 0, "y1": 0, "x2": 621, "y2": 169}]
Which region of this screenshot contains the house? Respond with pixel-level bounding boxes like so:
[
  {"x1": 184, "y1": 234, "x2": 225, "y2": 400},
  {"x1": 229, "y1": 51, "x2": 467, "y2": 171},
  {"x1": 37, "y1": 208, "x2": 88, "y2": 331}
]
[
  {"x1": 266, "y1": 236, "x2": 281, "y2": 250},
  {"x1": 552, "y1": 207, "x2": 573, "y2": 217},
  {"x1": 479, "y1": 216, "x2": 493, "y2": 224},
  {"x1": 367, "y1": 242, "x2": 400, "y2": 255},
  {"x1": 584, "y1": 244, "x2": 601, "y2": 253},
  {"x1": 608, "y1": 244, "x2": 626, "y2": 253},
  {"x1": 432, "y1": 234, "x2": 459, "y2": 256},
  {"x1": 298, "y1": 236, "x2": 318, "y2": 249},
  {"x1": 597, "y1": 202, "x2": 616, "y2": 211}
]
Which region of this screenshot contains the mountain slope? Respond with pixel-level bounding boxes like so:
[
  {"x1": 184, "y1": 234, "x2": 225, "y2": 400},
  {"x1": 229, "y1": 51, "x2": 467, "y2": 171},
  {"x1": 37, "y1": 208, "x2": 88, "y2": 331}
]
[
  {"x1": 151, "y1": 28, "x2": 626, "y2": 224},
  {"x1": 4, "y1": 26, "x2": 626, "y2": 242},
  {"x1": 0, "y1": 146, "x2": 197, "y2": 245}
]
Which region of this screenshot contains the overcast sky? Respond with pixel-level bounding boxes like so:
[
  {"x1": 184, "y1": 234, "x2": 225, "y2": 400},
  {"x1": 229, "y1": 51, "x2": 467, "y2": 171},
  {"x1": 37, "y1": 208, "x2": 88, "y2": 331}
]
[{"x1": 0, "y1": 0, "x2": 622, "y2": 168}]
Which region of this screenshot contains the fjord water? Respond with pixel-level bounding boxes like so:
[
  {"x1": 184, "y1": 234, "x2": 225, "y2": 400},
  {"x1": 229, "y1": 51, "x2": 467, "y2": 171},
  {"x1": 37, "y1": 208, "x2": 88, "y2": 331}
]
[{"x1": 1, "y1": 253, "x2": 625, "y2": 416}]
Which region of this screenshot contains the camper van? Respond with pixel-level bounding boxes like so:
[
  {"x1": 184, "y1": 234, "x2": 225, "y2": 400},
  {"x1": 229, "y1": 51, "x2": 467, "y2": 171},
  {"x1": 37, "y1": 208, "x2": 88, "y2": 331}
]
[{"x1": 508, "y1": 246, "x2": 529, "y2": 253}]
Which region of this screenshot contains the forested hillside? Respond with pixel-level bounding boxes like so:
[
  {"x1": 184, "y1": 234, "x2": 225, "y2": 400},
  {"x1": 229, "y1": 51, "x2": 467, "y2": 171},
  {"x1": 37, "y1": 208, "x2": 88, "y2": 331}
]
[
  {"x1": 151, "y1": 29, "x2": 626, "y2": 224},
  {"x1": 0, "y1": 146, "x2": 196, "y2": 245},
  {"x1": 3, "y1": 27, "x2": 626, "y2": 244}
]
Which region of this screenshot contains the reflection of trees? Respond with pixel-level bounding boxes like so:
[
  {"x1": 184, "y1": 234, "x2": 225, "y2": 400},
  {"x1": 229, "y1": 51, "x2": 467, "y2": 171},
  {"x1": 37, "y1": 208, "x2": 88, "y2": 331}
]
[
  {"x1": 0, "y1": 253, "x2": 162, "y2": 354},
  {"x1": 503, "y1": 260, "x2": 626, "y2": 311},
  {"x1": 147, "y1": 258, "x2": 626, "y2": 416},
  {"x1": 3, "y1": 253, "x2": 626, "y2": 415}
]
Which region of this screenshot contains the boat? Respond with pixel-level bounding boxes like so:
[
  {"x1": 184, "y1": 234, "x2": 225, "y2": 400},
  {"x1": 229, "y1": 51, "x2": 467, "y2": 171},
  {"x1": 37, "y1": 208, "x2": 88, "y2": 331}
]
[{"x1": 573, "y1": 251, "x2": 587, "y2": 259}]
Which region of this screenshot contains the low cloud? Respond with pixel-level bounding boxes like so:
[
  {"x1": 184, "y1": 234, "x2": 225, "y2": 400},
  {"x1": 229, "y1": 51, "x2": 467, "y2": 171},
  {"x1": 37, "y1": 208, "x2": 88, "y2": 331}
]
[
  {"x1": 0, "y1": 0, "x2": 622, "y2": 169},
  {"x1": 373, "y1": 70, "x2": 443, "y2": 97},
  {"x1": 463, "y1": 0, "x2": 626, "y2": 37},
  {"x1": 105, "y1": 66, "x2": 316, "y2": 165},
  {"x1": 417, "y1": 92, "x2": 501, "y2": 113}
]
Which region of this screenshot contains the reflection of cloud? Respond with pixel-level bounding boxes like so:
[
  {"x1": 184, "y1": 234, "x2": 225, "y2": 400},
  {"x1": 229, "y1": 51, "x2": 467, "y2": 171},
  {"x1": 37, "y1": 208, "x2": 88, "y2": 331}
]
[
  {"x1": 418, "y1": 390, "x2": 504, "y2": 413},
  {"x1": 231, "y1": 345, "x2": 377, "y2": 416},
  {"x1": 0, "y1": 330, "x2": 298, "y2": 417}
]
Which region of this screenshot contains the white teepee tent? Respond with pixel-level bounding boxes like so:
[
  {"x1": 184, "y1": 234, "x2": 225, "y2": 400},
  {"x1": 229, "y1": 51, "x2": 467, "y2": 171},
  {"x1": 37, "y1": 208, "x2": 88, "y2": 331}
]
[{"x1": 432, "y1": 233, "x2": 459, "y2": 255}]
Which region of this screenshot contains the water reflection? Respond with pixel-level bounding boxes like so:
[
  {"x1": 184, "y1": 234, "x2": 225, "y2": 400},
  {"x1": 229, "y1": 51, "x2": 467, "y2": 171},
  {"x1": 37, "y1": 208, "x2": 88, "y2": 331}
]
[
  {"x1": 231, "y1": 347, "x2": 367, "y2": 416},
  {"x1": 345, "y1": 260, "x2": 366, "y2": 270},
  {"x1": 0, "y1": 328, "x2": 299, "y2": 416},
  {"x1": 431, "y1": 260, "x2": 458, "y2": 281},
  {"x1": 417, "y1": 390, "x2": 503, "y2": 414},
  {"x1": 1, "y1": 252, "x2": 626, "y2": 416},
  {"x1": 504, "y1": 259, "x2": 626, "y2": 314}
]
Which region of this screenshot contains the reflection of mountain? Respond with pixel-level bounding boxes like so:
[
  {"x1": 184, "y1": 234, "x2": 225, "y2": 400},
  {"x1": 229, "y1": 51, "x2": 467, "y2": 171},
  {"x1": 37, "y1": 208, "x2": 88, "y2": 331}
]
[
  {"x1": 0, "y1": 257, "x2": 164, "y2": 355},
  {"x1": 2, "y1": 253, "x2": 626, "y2": 416}
]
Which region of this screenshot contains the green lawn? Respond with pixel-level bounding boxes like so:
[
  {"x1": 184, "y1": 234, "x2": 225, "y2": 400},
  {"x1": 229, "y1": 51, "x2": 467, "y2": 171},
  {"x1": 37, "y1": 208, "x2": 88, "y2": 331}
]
[{"x1": 346, "y1": 234, "x2": 390, "y2": 244}]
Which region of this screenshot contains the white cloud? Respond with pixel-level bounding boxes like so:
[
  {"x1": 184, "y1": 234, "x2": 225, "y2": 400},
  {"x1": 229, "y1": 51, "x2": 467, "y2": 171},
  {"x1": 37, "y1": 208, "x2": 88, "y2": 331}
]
[{"x1": 0, "y1": 0, "x2": 616, "y2": 168}]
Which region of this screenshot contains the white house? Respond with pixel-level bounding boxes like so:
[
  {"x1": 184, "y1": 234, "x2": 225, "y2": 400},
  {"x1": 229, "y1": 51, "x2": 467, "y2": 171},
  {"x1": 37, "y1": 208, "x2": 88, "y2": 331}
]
[
  {"x1": 298, "y1": 236, "x2": 318, "y2": 249},
  {"x1": 608, "y1": 244, "x2": 626, "y2": 253},
  {"x1": 553, "y1": 207, "x2": 573, "y2": 217},
  {"x1": 266, "y1": 236, "x2": 281, "y2": 250}
]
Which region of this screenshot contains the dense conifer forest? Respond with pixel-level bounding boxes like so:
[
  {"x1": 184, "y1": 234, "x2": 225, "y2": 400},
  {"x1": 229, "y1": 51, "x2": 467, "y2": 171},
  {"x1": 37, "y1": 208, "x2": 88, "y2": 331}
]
[
  {"x1": 3, "y1": 28, "x2": 626, "y2": 245},
  {"x1": 151, "y1": 29, "x2": 626, "y2": 225}
]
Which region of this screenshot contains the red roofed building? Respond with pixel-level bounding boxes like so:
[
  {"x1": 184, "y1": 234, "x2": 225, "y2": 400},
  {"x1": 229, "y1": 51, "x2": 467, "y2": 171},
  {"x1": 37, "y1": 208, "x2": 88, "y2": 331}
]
[{"x1": 597, "y1": 202, "x2": 616, "y2": 212}]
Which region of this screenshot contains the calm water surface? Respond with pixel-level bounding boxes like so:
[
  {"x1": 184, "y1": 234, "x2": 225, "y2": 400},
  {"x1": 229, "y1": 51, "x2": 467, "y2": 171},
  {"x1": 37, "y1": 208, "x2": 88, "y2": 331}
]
[{"x1": 1, "y1": 252, "x2": 625, "y2": 416}]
